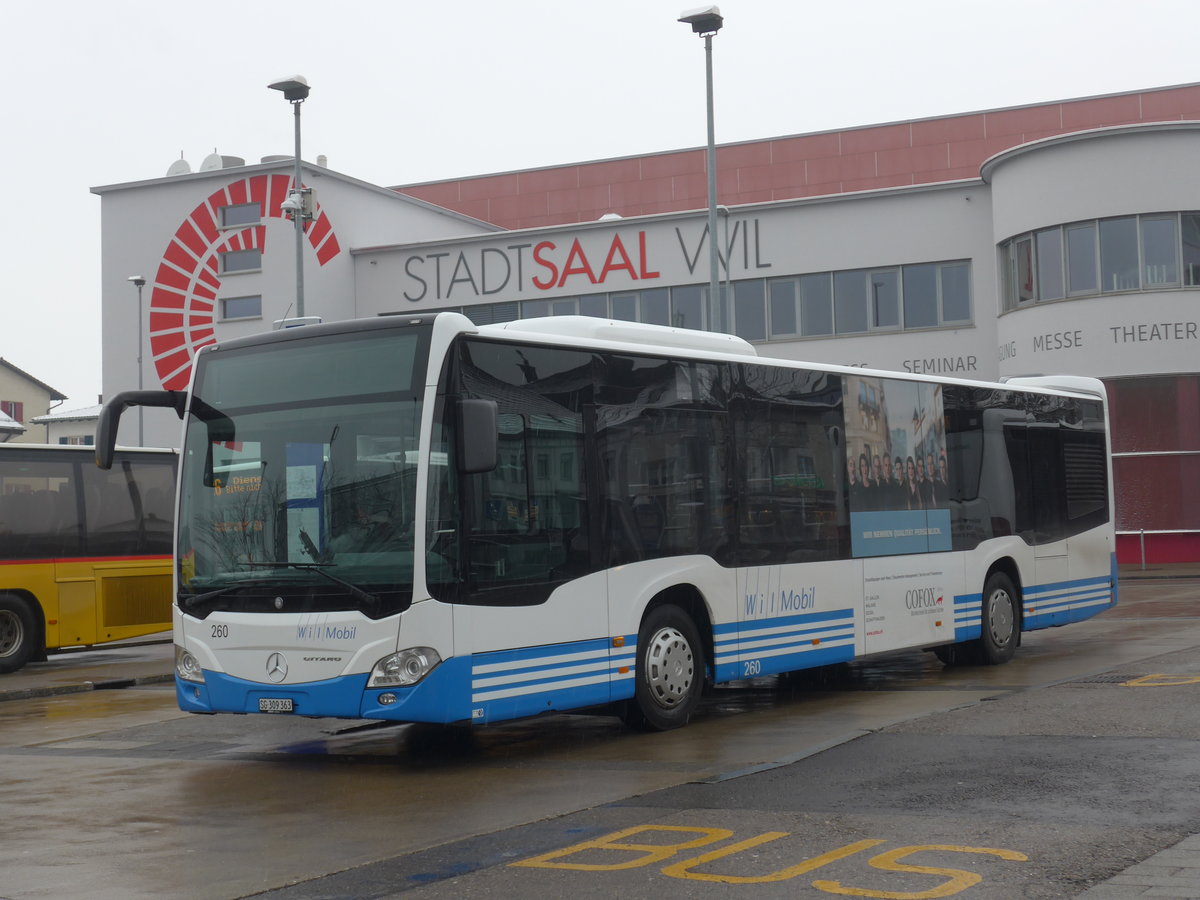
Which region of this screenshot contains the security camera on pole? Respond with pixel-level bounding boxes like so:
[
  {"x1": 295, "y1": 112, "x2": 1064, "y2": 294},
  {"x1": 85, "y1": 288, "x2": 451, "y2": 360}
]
[{"x1": 267, "y1": 75, "x2": 312, "y2": 320}]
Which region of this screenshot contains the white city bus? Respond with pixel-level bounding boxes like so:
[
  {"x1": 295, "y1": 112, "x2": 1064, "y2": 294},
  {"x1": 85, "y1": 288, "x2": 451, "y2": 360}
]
[{"x1": 97, "y1": 313, "x2": 1115, "y2": 730}]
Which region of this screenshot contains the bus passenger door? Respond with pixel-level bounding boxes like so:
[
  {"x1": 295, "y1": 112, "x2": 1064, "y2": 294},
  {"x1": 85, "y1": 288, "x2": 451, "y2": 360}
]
[{"x1": 1027, "y1": 425, "x2": 1070, "y2": 595}]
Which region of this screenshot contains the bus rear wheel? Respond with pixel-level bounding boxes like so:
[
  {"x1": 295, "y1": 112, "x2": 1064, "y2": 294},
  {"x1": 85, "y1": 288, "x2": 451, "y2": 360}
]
[
  {"x1": 0, "y1": 595, "x2": 37, "y2": 674},
  {"x1": 978, "y1": 572, "x2": 1019, "y2": 665},
  {"x1": 622, "y1": 605, "x2": 704, "y2": 732}
]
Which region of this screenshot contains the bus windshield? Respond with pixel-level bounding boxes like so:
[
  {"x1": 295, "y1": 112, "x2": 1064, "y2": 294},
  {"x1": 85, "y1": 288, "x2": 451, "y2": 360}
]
[{"x1": 177, "y1": 327, "x2": 431, "y2": 618}]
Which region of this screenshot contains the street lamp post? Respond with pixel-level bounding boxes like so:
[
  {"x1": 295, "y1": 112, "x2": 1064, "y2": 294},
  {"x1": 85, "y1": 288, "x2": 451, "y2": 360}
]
[
  {"x1": 268, "y1": 75, "x2": 311, "y2": 319},
  {"x1": 127, "y1": 275, "x2": 146, "y2": 446},
  {"x1": 678, "y1": 6, "x2": 724, "y2": 333}
]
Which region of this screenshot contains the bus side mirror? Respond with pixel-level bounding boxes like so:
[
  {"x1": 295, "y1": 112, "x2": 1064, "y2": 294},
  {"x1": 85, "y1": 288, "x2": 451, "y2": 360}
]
[
  {"x1": 457, "y1": 399, "x2": 498, "y2": 474},
  {"x1": 96, "y1": 390, "x2": 186, "y2": 469}
]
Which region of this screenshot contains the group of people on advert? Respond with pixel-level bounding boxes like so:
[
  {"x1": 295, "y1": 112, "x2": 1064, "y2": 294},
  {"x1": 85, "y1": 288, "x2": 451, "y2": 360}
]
[{"x1": 848, "y1": 448, "x2": 948, "y2": 512}]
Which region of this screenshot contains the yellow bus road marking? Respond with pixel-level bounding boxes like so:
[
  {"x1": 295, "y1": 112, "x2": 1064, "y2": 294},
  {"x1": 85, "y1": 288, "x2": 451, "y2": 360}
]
[
  {"x1": 510, "y1": 825, "x2": 1028, "y2": 896},
  {"x1": 1123, "y1": 674, "x2": 1200, "y2": 686}
]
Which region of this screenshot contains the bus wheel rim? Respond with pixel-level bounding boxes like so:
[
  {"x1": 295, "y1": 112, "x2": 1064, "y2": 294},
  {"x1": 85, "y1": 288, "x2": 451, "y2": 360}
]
[
  {"x1": 645, "y1": 626, "x2": 694, "y2": 709},
  {"x1": 0, "y1": 609, "x2": 22, "y2": 658},
  {"x1": 987, "y1": 589, "x2": 1014, "y2": 646}
]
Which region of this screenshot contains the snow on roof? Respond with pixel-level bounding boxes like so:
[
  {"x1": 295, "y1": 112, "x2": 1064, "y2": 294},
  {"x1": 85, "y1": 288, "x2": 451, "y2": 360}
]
[
  {"x1": 0, "y1": 409, "x2": 26, "y2": 434},
  {"x1": 30, "y1": 404, "x2": 102, "y2": 424}
]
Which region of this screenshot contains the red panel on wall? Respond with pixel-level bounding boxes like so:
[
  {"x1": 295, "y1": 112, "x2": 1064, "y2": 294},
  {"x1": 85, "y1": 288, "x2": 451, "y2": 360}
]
[
  {"x1": 877, "y1": 144, "x2": 950, "y2": 178},
  {"x1": 737, "y1": 160, "x2": 807, "y2": 193},
  {"x1": 984, "y1": 103, "x2": 1063, "y2": 137},
  {"x1": 641, "y1": 150, "x2": 706, "y2": 179},
  {"x1": 390, "y1": 85, "x2": 1200, "y2": 230},
  {"x1": 1108, "y1": 375, "x2": 1200, "y2": 453},
  {"x1": 578, "y1": 158, "x2": 642, "y2": 188},
  {"x1": 1140, "y1": 84, "x2": 1200, "y2": 120},
  {"x1": 518, "y1": 167, "x2": 580, "y2": 194},
  {"x1": 225, "y1": 180, "x2": 248, "y2": 206},
  {"x1": 807, "y1": 152, "x2": 877, "y2": 184},
  {"x1": 717, "y1": 142, "x2": 773, "y2": 169},
  {"x1": 1117, "y1": 532, "x2": 1200, "y2": 565},
  {"x1": 769, "y1": 131, "x2": 842, "y2": 162},
  {"x1": 401, "y1": 181, "x2": 463, "y2": 207},
  {"x1": 1061, "y1": 93, "x2": 1143, "y2": 130},
  {"x1": 841, "y1": 122, "x2": 911, "y2": 155},
  {"x1": 911, "y1": 114, "x2": 986, "y2": 146},
  {"x1": 460, "y1": 173, "x2": 521, "y2": 201}
]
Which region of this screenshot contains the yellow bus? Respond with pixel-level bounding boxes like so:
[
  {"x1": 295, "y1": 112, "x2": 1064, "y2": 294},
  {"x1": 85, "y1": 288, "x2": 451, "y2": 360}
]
[{"x1": 0, "y1": 444, "x2": 176, "y2": 673}]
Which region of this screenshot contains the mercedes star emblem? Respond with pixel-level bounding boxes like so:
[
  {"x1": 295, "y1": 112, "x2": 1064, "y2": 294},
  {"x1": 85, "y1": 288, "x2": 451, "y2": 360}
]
[{"x1": 265, "y1": 652, "x2": 288, "y2": 683}]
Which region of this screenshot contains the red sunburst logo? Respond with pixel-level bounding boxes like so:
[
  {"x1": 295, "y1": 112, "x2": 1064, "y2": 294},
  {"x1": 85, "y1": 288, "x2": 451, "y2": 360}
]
[{"x1": 147, "y1": 173, "x2": 341, "y2": 389}]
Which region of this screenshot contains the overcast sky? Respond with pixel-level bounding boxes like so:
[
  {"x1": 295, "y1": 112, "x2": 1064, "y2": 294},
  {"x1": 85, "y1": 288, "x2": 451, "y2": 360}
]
[{"x1": 4, "y1": 0, "x2": 1197, "y2": 408}]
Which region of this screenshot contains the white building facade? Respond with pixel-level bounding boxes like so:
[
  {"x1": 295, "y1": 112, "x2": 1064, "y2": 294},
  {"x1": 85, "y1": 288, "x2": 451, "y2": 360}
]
[{"x1": 92, "y1": 100, "x2": 1200, "y2": 563}]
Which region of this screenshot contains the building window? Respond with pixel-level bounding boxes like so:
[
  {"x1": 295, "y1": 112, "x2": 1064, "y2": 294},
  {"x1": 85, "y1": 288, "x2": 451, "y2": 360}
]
[
  {"x1": 611, "y1": 293, "x2": 637, "y2": 322},
  {"x1": 902, "y1": 264, "x2": 938, "y2": 329},
  {"x1": 1181, "y1": 214, "x2": 1200, "y2": 286},
  {"x1": 769, "y1": 280, "x2": 798, "y2": 337},
  {"x1": 1002, "y1": 212, "x2": 1200, "y2": 308},
  {"x1": 1142, "y1": 215, "x2": 1179, "y2": 287},
  {"x1": 733, "y1": 281, "x2": 766, "y2": 341},
  {"x1": 220, "y1": 203, "x2": 261, "y2": 228},
  {"x1": 0, "y1": 401, "x2": 23, "y2": 421},
  {"x1": 436, "y1": 261, "x2": 970, "y2": 345},
  {"x1": 834, "y1": 270, "x2": 868, "y2": 334},
  {"x1": 941, "y1": 263, "x2": 971, "y2": 323},
  {"x1": 800, "y1": 273, "x2": 834, "y2": 336},
  {"x1": 868, "y1": 269, "x2": 900, "y2": 330},
  {"x1": 58, "y1": 435, "x2": 94, "y2": 446},
  {"x1": 1099, "y1": 217, "x2": 1139, "y2": 292},
  {"x1": 671, "y1": 285, "x2": 704, "y2": 330},
  {"x1": 221, "y1": 295, "x2": 262, "y2": 321},
  {"x1": 220, "y1": 248, "x2": 261, "y2": 274},
  {"x1": 1035, "y1": 228, "x2": 1065, "y2": 301},
  {"x1": 640, "y1": 288, "x2": 670, "y2": 327},
  {"x1": 1066, "y1": 223, "x2": 1098, "y2": 295}
]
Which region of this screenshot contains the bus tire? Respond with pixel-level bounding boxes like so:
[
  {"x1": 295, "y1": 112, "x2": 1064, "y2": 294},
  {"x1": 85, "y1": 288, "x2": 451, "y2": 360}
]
[
  {"x1": 622, "y1": 605, "x2": 704, "y2": 732},
  {"x1": 0, "y1": 594, "x2": 38, "y2": 674},
  {"x1": 978, "y1": 572, "x2": 1019, "y2": 666}
]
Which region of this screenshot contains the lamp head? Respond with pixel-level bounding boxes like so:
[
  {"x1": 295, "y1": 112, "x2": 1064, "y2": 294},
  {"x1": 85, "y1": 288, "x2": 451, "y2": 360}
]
[
  {"x1": 128, "y1": 275, "x2": 146, "y2": 288},
  {"x1": 268, "y1": 75, "x2": 310, "y2": 102},
  {"x1": 678, "y1": 5, "x2": 723, "y2": 34}
]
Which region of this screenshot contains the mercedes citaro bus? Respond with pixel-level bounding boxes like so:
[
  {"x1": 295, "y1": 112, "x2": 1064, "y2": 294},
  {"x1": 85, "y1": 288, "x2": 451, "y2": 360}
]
[{"x1": 96, "y1": 313, "x2": 1115, "y2": 730}]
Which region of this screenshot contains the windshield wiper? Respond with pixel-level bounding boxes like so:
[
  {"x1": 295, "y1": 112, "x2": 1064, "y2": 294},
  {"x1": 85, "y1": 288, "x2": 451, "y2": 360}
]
[
  {"x1": 244, "y1": 561, "x2": 380, "y2": 614},
  {"x1": 178, "y1": 585, "x2": 241, "y2": 614}
]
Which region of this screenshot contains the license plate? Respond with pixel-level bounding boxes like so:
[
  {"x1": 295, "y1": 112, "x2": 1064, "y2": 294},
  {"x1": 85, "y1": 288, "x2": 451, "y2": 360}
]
[{"x1": 259, "y1": 698, "x2": 294, "y2": 713}]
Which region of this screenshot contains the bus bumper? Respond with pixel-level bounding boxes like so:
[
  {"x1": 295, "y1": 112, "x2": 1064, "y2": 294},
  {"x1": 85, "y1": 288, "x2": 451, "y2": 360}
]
[{"x1": 175, "y1": 656, "x2": 472, "y2": 723}]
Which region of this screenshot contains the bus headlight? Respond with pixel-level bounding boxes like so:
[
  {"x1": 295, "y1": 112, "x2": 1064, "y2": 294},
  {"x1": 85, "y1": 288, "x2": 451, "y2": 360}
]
[
  {"x1": 175, "y1": 646, "x2": 205, "y2": 684},
  {"x1": 368, "y1": 647, "x2": 441, "y2": 688}
]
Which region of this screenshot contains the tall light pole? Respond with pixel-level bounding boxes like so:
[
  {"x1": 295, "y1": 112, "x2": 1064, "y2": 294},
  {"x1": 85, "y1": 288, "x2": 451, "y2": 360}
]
[
  {"x1": 127, "y1": 275, "x2": 146, "y2": 446},
  {"x1": 268, "y1": 75, "x2": 311, "y2": 319},
  {"x1": 679, "y1": 6, "x2": 724, "y2": 333}
]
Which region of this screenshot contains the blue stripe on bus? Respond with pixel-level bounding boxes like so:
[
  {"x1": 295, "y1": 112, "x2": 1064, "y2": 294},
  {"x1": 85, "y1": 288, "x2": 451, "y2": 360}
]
[
  {"x1": 469, "y1": 637, "x2": 634, "y2": 723},
  {"x1": 953, "y1": 572, "x2": 1115, "y2": 640},
  {"x1": 711, "y1": 608, "x2": 856, "y2": 681}
]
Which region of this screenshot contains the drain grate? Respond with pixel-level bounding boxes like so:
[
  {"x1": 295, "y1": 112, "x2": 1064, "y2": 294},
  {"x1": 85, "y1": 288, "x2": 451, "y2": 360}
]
[{"x1": 1070, "y1": 673, "x2": 1139, "y2": 684}]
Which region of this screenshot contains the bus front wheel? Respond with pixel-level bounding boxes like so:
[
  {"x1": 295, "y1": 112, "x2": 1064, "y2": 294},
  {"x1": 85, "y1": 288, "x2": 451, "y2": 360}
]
[
  {"x1": 623, "y1": 605, "x2": 704, "y2": 732},
  {"x1": 979, "y1": 572, "x2": 1019, "y2": 666},
  {"x1": 0, "y1": 595, "x2": 37, "y2": 674}
]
